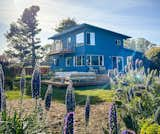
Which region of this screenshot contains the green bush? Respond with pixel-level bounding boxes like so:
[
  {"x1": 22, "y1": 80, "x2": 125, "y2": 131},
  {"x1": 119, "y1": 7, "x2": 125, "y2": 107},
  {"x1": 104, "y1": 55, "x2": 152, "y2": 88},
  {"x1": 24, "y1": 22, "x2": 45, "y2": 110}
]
[{"x1": 145, "y1": 47, "x2": 160, "y2": 70}]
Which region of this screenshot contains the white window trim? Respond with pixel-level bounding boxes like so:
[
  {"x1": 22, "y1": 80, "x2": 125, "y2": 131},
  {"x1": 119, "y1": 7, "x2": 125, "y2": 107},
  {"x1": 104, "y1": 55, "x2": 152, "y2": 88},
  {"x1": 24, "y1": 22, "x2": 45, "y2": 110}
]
[
  {"x1": 65, "y1": 57, "x2": 72, "y2": 67},
  {"x1": 76, "y1": 32, "x2": 84, "y2": 47},
  {"x1": 86, "y1": 32, "x2": 96, "y2": 46},
  {"x1": 115, "y1": 39, "x2": 121, "y2": 46},
  {"x1": 112, "y1": 56, "x2": 124, "y2": 71},
  {"x1": 86, "y1": 55, "x2": 104, "y2": 66},
  {"x1": 74, "y1": 56, "x2": 85, "y2": 66}
]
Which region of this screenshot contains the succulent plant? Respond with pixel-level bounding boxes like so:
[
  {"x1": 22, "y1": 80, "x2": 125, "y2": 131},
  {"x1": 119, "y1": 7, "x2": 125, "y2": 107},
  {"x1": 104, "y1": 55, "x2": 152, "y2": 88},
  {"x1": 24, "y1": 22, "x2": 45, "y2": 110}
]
[
  {"x1": 20, "y1": 68, "x2": 26, "y2": 96},
  {"x1": 85, "y1": 96, "x2": 90, "y2": 126},
  {"x1": 108, "y1": 103, "x2": 118, "y2": 134},
  {"x1": 65, "y1": 81, "x2": 76, "y2": 113},
  {"x1": 44, "y1": 85, "x2": 52, "y2": 111},
  {"x1": 63, "y1": 112, "x2": 74, "y2": 134},
  {"x1": 31, "y1": 64, "x2": 41, "y2": 99}
]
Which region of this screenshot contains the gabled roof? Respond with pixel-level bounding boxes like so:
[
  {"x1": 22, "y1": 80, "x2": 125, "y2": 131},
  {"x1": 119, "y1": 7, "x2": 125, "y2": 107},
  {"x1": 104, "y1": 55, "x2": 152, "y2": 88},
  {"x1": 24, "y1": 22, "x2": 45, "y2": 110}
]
[{"x1": 49, "y1": 23, "x2": 131, "y2": 39}]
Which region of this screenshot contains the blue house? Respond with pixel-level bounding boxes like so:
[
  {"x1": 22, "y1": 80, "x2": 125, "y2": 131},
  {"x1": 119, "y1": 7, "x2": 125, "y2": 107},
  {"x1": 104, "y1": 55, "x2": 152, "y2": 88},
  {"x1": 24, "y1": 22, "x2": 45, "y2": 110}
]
[{"x1": 49, "y1": 23, "x2": 143, "y2": 73}]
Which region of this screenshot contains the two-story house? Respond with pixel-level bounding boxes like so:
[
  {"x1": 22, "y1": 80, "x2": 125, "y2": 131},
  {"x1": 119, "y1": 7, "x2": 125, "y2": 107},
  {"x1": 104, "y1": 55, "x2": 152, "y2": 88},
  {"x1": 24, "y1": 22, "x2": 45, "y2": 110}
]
[{"x1": 48, "y1": 23, "x2": 143, "y2": 73}]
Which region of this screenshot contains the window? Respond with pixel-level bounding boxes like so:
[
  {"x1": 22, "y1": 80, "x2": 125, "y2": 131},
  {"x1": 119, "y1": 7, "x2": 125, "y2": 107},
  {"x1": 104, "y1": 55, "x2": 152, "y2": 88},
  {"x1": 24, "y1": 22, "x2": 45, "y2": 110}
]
[
  {"x1": 53, "y1": 58, "x2": 59, "y2": 66},
  {"x1": 67, "y1": 37, "x2": 71, "y2": 47},
  {"x1": 66, "y1": 57, "x2": 72, "y2": 67},
  {"x1": 86, "y1": 32, "x2": 95, "y2": 45},
  {"x1": 116, "y1": 40, "x2": 121, "y2": 46},
  {"x1": 74, "y1": 56, "x2": 85, "y2": 66},
  {"x1": 76, "y1": 33, "x2": 84, "y2": 47},
  {"x1": 127, "y1": 56, "x2": 133, "y2": 65},
  {"x1": 54, "y1": 40, "x2": 62, "y2": 50},
  {"x1": 86, "y1": 55, "x2": 104, "y2": 66}
]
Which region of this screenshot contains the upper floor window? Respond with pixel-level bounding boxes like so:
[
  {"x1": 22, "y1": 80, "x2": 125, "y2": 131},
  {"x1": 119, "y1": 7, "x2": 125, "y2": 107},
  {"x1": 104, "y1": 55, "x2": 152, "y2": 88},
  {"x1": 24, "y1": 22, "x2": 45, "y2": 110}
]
[
  {"x1": 116, "y1": 40, "x2": 121, "y2": 46},
  {"x1": 76, "y1": 32, "x2": 84, "y2": 47},
  {"x1": 67, "y1": 37, "x2": 71, "y2": 47},
  {"x1": 86, "y1": 32, "x2": 95, "y2": 45},
  {"x1": 54, "y1": 40, "x2": 62, "y2": 50}
]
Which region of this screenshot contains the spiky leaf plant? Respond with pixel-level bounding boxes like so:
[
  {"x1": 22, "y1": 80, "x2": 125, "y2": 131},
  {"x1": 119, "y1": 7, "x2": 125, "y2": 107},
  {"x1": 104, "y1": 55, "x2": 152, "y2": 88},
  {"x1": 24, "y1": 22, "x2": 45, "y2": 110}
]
[
  {"x1": 44, "y1": 85, "x2": 52, "y2": 111},
  {"x1": 65, "y1": 81, "x2": 76, "y2": 113},
  {"x1": 108, "y1": 103, "x2": 118, "y2": 134},
  {"x1": 85, "y1": 96, "x2": 90, "y2": 126}
]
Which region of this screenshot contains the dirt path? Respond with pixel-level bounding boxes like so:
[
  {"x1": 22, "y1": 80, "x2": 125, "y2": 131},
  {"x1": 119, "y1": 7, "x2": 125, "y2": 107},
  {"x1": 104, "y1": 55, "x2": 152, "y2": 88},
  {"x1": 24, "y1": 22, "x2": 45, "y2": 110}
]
[{"x1": 7, "y1": 99, "x2": 111, "y2": 134}]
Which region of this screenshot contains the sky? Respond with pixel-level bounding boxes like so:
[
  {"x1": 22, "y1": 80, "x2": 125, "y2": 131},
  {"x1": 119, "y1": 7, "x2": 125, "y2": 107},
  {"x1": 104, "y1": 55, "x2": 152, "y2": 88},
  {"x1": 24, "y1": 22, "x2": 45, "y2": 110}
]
[{"x1": 0, "y1": 0, "x2": 160, "y2": 54}]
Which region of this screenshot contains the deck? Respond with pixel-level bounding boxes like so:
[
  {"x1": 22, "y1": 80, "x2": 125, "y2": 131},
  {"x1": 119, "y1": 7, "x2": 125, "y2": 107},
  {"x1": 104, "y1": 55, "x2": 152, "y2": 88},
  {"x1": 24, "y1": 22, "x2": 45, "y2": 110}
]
[{"x1": 42, "y1": 74, "x2": 110, "y2": 88}]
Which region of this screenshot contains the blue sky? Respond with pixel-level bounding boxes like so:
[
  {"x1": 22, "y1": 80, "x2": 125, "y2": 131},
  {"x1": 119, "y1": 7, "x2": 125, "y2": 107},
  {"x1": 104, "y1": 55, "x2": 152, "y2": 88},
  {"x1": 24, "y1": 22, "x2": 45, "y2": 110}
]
[{"x1": 0, "y1": 0, "x2": 160, "y2": 54}]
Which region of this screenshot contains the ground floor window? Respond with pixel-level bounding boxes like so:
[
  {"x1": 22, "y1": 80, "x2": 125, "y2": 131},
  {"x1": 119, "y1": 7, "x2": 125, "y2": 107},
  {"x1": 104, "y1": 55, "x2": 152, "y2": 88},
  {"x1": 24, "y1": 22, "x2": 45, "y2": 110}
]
[
  {"x1": 74, "y1": 56, "x2": 85, "y2": 66},
  {"x1": 53, "y1": 58, "x2": 59, "y2": 66},
  {"x1": 66, "y1": 57, "x2": 72, "y2": 67},
  {"x1": 112, "y1": 56, "x2": 124, "y2": 71},
  {"x1": 86, "y1": 55, "x2": 104, "y2": 66}
]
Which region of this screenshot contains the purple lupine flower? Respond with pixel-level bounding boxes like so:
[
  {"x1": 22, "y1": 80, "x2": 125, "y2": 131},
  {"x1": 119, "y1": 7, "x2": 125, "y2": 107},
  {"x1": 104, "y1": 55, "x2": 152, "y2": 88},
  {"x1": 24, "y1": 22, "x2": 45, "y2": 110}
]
[
  {"x1": 44, "y1": 85, "x2": 52, "y2": 111},
  {"x1": 65, "y1": 81, "x2": 76, "y2": 113},
  {"x1": 31, "y1": 64, "x2": 41, "y2": 99},
  {"x1": 63, "y1": 112, "x2": 74, "y2": 134},
  {"x1": 108, "y1": 103, "x2": 118, "y2": 134},
  {"x1": 85, "y1": 96, "x2": 90, "y2": 126},
  {"x1": 0, "y1": 64, "x2": 4, "y2": 90},
  {"x1": 121, "y1": 129, "x2": 136, "y2": 134},
  {"x1": 138, "y1": 60, "x2": 143, "y2": 68},
  {"x1": 135, "y1": 59, "x2": 139, "y2": 70},
  {"x1": 20, "y1": 68, "x2": 26, "y2": 96},
  {"x1": 0, "y1": 64, "x2": 5, "y2": 112},
  {"x1": 124, "y1": 65, "x2": 128, "y2": 73}
]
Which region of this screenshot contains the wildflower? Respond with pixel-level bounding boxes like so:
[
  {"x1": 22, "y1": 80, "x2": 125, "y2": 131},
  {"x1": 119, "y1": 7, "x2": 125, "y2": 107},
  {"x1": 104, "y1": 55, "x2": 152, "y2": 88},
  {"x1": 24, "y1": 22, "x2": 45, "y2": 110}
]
[
  {"x1": 63, "y1": 112, "x2": 74, "y2": 134},
  {"x1": 20, "y1": 68, "x2": 26, "y2": 96},
  {"x1": 135, "y1": 59, "x2": 139, "y2": 70},
  {"x1": 138, "y1": 60, "x2": 143, "y2": 68},
  {"x1": 31, "y1": 64, "x2": 41, "y2": 99},
  {"x1": 65, "y1": 81, "x2": 76, "y2": 113},
  {"x1": 44, "y1": 85, "x2": 52, "y2": 111},
  {"x1": 108, "y1": 103, "x2": 118, "y2": 134},
  {"x1": 124, "y1": 65, "x2": 128, "y2": 73},
  {"x1": 121, "y1": 129, "x2": 136, "y2": 134},
  {"x1": 85, "y1": 96, "x2": 90, "y2": 126}
]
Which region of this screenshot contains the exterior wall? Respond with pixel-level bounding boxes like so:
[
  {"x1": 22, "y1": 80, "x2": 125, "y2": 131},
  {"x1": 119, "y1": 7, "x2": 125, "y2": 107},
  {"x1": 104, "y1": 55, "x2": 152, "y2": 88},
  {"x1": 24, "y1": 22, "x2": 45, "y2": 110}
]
[{"x1": 49, "y1": 25, "x2": 143, "y2": 73}]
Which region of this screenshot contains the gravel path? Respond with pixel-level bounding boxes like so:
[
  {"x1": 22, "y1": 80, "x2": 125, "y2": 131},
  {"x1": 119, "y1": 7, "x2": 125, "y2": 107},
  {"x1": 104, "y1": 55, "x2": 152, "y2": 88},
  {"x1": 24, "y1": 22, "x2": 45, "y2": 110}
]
[{"x1": 7, "y1": 99, "x2": 111, "y2": 134}]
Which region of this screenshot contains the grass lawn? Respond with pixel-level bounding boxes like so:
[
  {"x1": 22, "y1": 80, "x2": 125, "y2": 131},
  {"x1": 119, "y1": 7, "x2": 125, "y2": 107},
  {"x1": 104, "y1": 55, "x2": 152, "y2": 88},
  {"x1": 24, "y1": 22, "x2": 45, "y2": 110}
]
[
  {"x1": 6, "y1": 85, "x2": 115, "y2": 105},
  {"x1": 6, "y1": 90, "x2": 31, "y2": 100}
]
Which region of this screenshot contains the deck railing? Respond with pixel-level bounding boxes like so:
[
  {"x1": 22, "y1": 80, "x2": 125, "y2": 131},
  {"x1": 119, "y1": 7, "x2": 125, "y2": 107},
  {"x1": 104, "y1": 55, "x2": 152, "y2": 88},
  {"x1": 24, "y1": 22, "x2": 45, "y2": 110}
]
[{"x1": 49, "y1": 47, "x2": 75, "y2": 55}]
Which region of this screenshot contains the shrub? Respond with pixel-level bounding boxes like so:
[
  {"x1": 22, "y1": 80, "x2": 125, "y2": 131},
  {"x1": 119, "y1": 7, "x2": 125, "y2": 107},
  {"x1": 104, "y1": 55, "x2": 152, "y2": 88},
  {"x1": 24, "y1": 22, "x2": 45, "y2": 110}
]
[
  {"x1": 145, "y1": 47, "x2": 160, "y2": 70},
  {"x1": 155, "y1": 107, "x2": 160, "y2": 125}
]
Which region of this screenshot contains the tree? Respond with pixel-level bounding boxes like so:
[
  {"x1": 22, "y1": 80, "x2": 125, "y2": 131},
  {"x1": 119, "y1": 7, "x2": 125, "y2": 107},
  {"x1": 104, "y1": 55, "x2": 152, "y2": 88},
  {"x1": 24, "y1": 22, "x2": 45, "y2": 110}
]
[
  {"x1": 124, "y1": 38, "x2": 156, "y2": 53},
  {"x1": 145, "y1": 47, "x2": 160, "y2": 70},
  {"x1": 5, "y1": 5, "x2": 41, "y2": 68},
  {"x1": 5, "y1": 21, "x2": 30, "y2": 64},
  {"x1": 55, "y1": 18, "x2": 77, "y2": 33},
  {"x1": 20, "y1": 5, "x2": 41, "y2": 68}
]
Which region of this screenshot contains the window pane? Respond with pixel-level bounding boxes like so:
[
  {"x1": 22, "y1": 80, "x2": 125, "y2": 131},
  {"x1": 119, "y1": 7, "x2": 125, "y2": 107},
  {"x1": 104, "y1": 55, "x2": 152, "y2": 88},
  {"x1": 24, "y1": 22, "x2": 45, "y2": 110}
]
[
  {"x1": 66, "y1": 57, "x2": 72, "y2": 67},
  {"x1": 91, "y1": 56, "x2": 99, "y2": 65},
  {"x1": 100, "y1": 56, "x2": 103, "y2": 66},
  {"x1": 86, "y1": 33, "x2": 90, "y2": 44},
  {"x1": 76, "y1": 33, "x2": 84, "y2": 46},
  {"x1": 90, "y1": 32, "x2": 95, "y2": 45},
  {"x1": 86, "y1": 56, "x2": 91, "y2": 65},
  {"x1": 77, "y1": 56, "x2": 81, "y2": 66}
]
